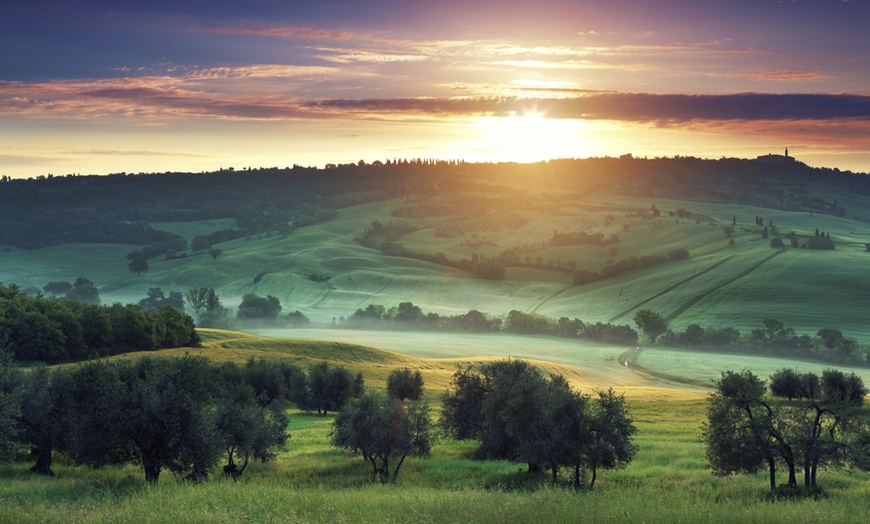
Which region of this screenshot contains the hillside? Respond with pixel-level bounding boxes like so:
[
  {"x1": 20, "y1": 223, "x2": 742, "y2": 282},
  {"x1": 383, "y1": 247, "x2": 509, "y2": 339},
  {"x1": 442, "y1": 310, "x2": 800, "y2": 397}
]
[{"x1": 2, "y1": 155, "x2": 870, "y2": 343}]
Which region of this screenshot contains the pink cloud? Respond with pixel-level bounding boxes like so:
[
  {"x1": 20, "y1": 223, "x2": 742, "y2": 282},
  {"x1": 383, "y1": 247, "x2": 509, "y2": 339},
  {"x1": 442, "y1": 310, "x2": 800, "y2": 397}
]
[{"x1": 727, "y1": 70, "x2": 830, "y2": 82}]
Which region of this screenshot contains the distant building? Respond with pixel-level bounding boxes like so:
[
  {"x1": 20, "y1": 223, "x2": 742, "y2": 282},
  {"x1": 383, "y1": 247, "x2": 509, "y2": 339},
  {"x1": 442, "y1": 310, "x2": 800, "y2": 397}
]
[{"x1": 756, "y1": 148, "x2": 796, "y2": 164}]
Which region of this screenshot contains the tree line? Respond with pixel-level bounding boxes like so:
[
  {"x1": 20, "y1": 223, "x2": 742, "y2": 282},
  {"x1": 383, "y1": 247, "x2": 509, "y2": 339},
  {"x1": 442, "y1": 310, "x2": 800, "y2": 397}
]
[
  {"x1": 573, "y1": 249, "x2": 690, "y2": 286},
  {"x1": 335, "y1": 303, "x2": 639, "y2": 346},
  {"x1": 0, "y1": 356, "x2": 368, "y2": 484},
  {"x1": 634, "y1": 309, "x2": 870, "y2": 365},
  {"x1": 704, "y1": 367, "x2": 870, "y2": 494},
  {"x1": 0, "y1": 283, "x2": 199, "y2": 363},
  {"x1": 2, "y1": 354, "x2": 637, "y2": 488}
]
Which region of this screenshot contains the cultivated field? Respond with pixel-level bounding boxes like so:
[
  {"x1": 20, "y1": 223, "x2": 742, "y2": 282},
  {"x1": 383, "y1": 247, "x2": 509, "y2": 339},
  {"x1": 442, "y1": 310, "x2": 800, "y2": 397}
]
[{"x1": 2, "y1": 183, "x2": 869, "y2": 342}]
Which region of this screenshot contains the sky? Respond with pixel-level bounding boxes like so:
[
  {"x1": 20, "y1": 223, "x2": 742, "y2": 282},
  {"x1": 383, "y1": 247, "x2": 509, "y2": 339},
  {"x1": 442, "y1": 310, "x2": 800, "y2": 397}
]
[{"x1": 2, "y1": 0, "x2": 870, "y2": 178}]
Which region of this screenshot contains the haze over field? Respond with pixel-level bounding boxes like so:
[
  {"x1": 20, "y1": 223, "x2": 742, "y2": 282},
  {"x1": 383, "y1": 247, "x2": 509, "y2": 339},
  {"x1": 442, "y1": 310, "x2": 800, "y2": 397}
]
[{"x1": 2, "y1": 1, "x2": 870, "y2": 177}]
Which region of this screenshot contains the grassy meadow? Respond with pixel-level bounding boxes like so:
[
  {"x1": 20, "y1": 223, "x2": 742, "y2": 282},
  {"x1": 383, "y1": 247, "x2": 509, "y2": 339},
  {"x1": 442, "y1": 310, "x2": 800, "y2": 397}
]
[
  {"x1": 5, "y1": 330, "x2": 870, "y2": 522},
  {"x1": 2, "y1": 185, "x2": 870, "y2": 342},
  {"x1": 4, "y1": 165, "x2": 870, "y2": 520}
]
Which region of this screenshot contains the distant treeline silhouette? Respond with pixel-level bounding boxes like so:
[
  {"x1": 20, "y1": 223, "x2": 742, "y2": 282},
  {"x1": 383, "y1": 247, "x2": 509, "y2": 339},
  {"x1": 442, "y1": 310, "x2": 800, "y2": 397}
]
[
  {"x1": 333, "y1": 303, "x2": 639, "y2": 346},
  {"x1": 1, "y1": 155, "x2": 859, "y2": 249}
]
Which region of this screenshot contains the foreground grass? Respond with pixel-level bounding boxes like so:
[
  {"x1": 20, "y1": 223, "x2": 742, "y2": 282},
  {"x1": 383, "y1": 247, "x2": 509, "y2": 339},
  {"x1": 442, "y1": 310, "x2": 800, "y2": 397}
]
[{"x1": 4, "y1": 402, "x2": 870, "y2": 523}]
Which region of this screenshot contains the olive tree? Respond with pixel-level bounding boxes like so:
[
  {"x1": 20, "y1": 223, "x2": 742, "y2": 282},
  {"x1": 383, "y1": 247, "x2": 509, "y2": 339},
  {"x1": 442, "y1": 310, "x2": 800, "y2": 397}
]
[
  {"x1": 332, "y1": 390, "x2": 432, "y2": 481},
  {"x1": 386, "y1": 367, "x2": 424, "y2": 401}
]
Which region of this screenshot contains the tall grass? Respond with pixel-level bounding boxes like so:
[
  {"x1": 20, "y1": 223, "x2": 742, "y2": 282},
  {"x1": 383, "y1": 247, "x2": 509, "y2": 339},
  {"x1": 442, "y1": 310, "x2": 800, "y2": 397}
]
[{"x1": 3, "y1": 401, "x2": 870, "y2": 523}]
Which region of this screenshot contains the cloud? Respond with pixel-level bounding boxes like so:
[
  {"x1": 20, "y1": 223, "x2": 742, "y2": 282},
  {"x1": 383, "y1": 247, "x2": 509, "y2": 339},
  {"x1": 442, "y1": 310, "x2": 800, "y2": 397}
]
[
  {"x1": 305, "y1": 93, "x2": 870, "y2": 122},
  {"x1": 4, "y1": 71, "x2": 869, "y2": 127},
  {"x1": 721, "y1": 70, "x2": 830, "y2": 82},
  {"x1": 205, "y1": 26, "x2": 353, "y2": 41}
]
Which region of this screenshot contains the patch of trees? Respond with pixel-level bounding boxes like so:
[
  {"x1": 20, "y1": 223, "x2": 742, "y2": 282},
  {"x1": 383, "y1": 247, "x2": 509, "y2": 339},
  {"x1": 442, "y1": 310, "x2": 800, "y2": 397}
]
[
  {"x1": 704, "y1": 368, "x2": 870, "y2": 494},
  {"x1": 137, "y1": 287, "x2": 184, "y2": 312},
  {"x1": 341, "y1": 303, "x2": 503, "y2": 333},
  {"x1": 661, "y1": 319, "x2": 869, "y2": 365},
  {"x1": 185, "y1": 287, "x2": 230, "y2": 328},
  {"x1": 337, "y1": 303, "x2": 638, "y2": 346},
  {"x1": 0, "y1": 169, "x2": 349, "y2": 250},
  {"x1": 42, "y1": 276, "x2": 101, "y2": 305},
  {"x1": 787, "y1": 229, "x2": 836, "y2": 250},
  {"x1": 357, "y1": 219, "x2": 507, "y2": 280},
  {"x1": 0, "y1": 283, "x2": 199, "y2": 363},
  {"x1": 573, "y1": 249, "x2": 689, "y2": 286},
  {"x1": 2, "y1": 356, "x2": 291, "y2": 483},
  {"x1": 441, "y1": 360, "x2": 637, "y2": 487},
  {"x1": 0, "y1": 356, "x2": 369, "y2": 483},
  {"x1": 549, "y1": 230, "x2": 619, "y2": 247},
  {"x1": 126, "y1": 237, "x2": 189, "y2": 261},
  {"x1": 236, "y1": 293, "x2": 310, "y2": 328}
]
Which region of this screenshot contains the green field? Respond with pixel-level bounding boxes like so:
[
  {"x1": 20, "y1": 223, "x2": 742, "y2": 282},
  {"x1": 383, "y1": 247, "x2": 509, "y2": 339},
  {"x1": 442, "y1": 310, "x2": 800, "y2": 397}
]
[
  {"x1": 3, "y1": 179, "x2": 870, "y2": 343},
  {"x1": 4, "y1": 330, "x2": 870, "y2": 523}
]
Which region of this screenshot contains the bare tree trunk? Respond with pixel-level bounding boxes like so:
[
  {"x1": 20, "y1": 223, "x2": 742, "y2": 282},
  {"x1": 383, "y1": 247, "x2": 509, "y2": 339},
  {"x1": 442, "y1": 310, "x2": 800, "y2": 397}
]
[
  {"x1": 30, "y1": 448, "x2": 55, "y2": 477},
  {"x1": 550, "y1": 465, "x2": 558, "y2": 484},
  {"x1": 393, "y1": 454, "x2": 408, "y2": 481},
  {"x1": 590, "y1": 466, "x2": 597, "y2": 490},
  {"x1": 574, "y1": 464, "x2": 582, "y2": 489},
  {"x1": 767, "y1": 457, "x2": 776, "y2": 492},
  {"x1": 143, "y1": 456, "x2": 161, "y2": 485},
  {"x1": 786, "y1": 463, "x2": 797, "y2": 488}
]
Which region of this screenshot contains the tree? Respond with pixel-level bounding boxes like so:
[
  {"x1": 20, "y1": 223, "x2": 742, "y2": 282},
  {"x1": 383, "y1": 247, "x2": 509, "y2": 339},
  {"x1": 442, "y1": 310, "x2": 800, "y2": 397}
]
[
  {"x1": 237, "y1": 293, "x2": 282, "y2": 321},
  {"x1": 17, "y1": 367, "x2": 71, "y2": 476},
  {"x1": 306, "y1": 362, "x2": 363, "y2": 415},
  {"x1": 820, "y1": 369, "x2": 867, "y2": 407},
  {"x1": 129, "y1": 257, "x2": 149, "y2": 275},
  {"x1": 208, "y1": 248, "x2": 223, "y2": 260},
  {"x1": 386, "y1": 368, "x2": 424, "y2": 401},
  {"x1": 769, "y1": 368, "x2": 803, "y2": 401},
  {"x1": 191, "y1": 235, "x2": 211, "y2": 253},
  {"x1": 215, "y1": 365, "x2": 290, "y2": 481},
  {"x1": 633, "y1": 309, "x2": 668, "y2": 345},
  {"x1": 0, "y1": 342, "x2": 22, "y2": 463},
  {"x1": 185, "y1": 287, "x2": 229, "y2": 328},
  {"x1": 64, "y1": 276, "x2": 100, "y2": 305},
  {"x1": 148, "y1": 304, "x2": 200, "y2": 348},
  {"x1": 475, "y1": 359, "x2": 546, "y2": 468},
  {"x1": 118, "y1": 357, "x2": 222, "y2": 484},
  {"x1": 440, "y1": 365, "x2": 487, "y2": 441},
  {"x1": 138, "y1": 287, "x2": 184, "y2": 312},
  {"x1": 332, "y1": 391, "x2": 432, "y2": 481},
  {"x1": 703, "y1": 370, "x2": 783, "y2": 491},
  {"x1": 42, "y1": 281, "x2": 72, "y2": 297},
  {"x1": 585, "y1": 388, "x2": 638, "y2": 489},
  {"x1": 64, "y1": 357, "x2": 222, "y2": 485}
]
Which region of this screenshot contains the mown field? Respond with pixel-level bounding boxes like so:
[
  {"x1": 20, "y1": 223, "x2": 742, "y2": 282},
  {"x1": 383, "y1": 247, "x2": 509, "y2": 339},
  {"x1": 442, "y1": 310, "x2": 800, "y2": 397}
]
[{"x1": 3, "y1": 330, "x2": 870, "y2": 523}]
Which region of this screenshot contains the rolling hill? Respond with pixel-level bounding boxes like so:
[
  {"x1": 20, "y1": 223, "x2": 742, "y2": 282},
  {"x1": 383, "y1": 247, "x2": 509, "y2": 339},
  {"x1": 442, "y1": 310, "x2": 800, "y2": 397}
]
[{"x1": 2, "y1": 155, "x2": 869, "y2": 344}]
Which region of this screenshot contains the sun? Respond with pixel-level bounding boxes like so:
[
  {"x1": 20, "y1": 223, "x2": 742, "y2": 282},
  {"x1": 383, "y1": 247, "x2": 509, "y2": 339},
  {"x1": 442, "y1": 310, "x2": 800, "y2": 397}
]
[{"x1": 468, "y1": 111, "x2": 597, "y2": 162}]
